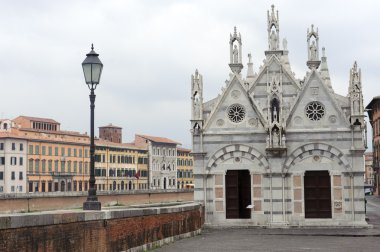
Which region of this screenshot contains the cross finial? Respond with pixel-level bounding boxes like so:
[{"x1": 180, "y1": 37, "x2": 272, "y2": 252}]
[
  {"x1": 91, "y1": 43, "x2": 94, "y2": 50},
  {"x1": 322, "y1": 47, "x2": 326, "y2": 57},
  {"x1": 234, "y1": 26, "x2": 237, "y2": 36},
  {"x1": 248, "y1": 53, "x2": 252, "y2": 63}
]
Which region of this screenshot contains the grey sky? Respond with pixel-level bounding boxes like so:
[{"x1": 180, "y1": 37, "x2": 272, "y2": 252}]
[{"x1": 0, "y1": 0, "x2": 378, "y2": 149}]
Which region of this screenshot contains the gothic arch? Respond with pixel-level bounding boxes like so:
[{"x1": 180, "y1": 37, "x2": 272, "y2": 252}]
[
  {"x1": 283, "y1": 143, "x2": 352, "y2": 174},
  {"x1": 206, "y1": 144, "x2": 269, "y2": 172}
]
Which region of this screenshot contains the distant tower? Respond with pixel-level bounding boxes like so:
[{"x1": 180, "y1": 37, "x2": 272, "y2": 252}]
[
  {"x1": 99, "y1": 124, "x2": 122, "y2": 143},
  {"x1": 306, "y1": 24, "x2": 321, "y2": 69},
  {"x1": 348, "y1": 61, "x2": 365, "y2": 127},
  {"x1": 229, "y1": 26, "x2": 243, "y2": 74}
]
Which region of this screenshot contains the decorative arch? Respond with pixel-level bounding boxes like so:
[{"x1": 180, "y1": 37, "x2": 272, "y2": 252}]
[
  {"x1": 206, "y1": 144, "x2": 269, "y2": 172},
  {"x1": 283, "y1": 143, "x2": 352, "y2": 174}
]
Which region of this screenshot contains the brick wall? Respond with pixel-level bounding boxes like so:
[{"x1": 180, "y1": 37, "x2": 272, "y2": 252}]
[
  {"x1": 0, "y1": 190, "x2": 194, "y2": 214},
  {"x1": 0, "y1": 203, "x2": 202, "y2": 252}
]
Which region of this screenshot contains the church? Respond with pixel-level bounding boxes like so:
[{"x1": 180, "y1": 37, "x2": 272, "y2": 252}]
[{"x1": 191, "y1": 5, "x2": 367, "y2": 227}]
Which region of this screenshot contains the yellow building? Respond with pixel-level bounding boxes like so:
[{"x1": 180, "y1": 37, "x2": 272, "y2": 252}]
[
  {"x1": 177, "y1": 147, "x2": 194, "y2": 188},
  {"x1": 13, "y1": 116, "x2": 90, "y2": 192},
  {"x1": 95, "y1": 140, "x2": 148, "y2": 191}
]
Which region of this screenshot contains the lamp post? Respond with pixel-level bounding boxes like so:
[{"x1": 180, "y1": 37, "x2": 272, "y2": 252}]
[{"x1": 82, "y1": 44, "x2": 103, "y2": 210}]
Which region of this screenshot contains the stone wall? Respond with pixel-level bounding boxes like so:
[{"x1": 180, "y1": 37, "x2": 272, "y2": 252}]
[
  {"x1": 0, "y1": 189, "x2": 193, "y2": 213},
  {"x1": 0, "y1": 202, "x2": 202, "y2": 252}
]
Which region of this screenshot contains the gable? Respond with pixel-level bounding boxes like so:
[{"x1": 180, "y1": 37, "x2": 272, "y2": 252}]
[
  {"x1": 204, "y1": 76, "x2": 265, "y2": 133},
  {"x1": 286, "y1": 71, "x2": 350, "y2": 130}
]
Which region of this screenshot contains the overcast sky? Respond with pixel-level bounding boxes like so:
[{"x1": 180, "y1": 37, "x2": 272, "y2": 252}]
[{"x1": 0, "y1": 0, "x2": 379, "y2": 149}]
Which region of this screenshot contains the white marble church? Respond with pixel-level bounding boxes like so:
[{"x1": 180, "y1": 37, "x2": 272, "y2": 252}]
[{"x1": 191, "y1": 5, "x2": 367, "y2": 227}]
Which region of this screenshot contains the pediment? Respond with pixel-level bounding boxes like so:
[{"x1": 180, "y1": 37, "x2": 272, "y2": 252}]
[{"x1": 286, "y1": 71, "x2": 350, "y2": 130}]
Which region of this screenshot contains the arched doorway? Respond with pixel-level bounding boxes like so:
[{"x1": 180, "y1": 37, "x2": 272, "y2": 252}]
[
  {"x1": 112, "y1": 181, "x2": 116, "y2": 190},
  {"x1": 163, "y1": 177, "x2": 167, "y2": 189},
  {"x1": 129, "y1": 181, "x2": 132, "y2": 190},
  {"x1": 121, "y1": 181, "x2": 124, "y2": 190}
]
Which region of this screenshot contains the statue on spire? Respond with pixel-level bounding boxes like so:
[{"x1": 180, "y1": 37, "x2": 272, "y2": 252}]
[
  {"x1": 229, "y1": 26, "x2": 243, "y2": 73},
  {"x1": 267, "y1": 4, "x2": 280, "y2": 51},
  {"x1": 306, "y1": 24, "x2": 321, "y2": 69}
]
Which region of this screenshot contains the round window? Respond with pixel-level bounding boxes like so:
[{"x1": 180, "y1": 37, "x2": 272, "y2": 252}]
[
  {"x1": 227, "y1": 104, "x2": 246, "y2": 123},
  {"x1": 305, "y1": 101, "x2": 325, "y2": 121}
]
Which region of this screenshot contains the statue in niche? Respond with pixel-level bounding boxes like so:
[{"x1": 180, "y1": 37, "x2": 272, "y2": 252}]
[
  {"x1": 272, "y1": 129, "x2": 279, "y2": 147},
  {"x1": 194, "y1": 123, "x2": 201, "y2": 134},
  {"x1": 281, "y1": 134, "x2": 286, "y2": 146},
  {"x1": 233, "y1": 45, "x2": 239, "y2": 63},
  {"x1": 283, "y1": 38, "x2": 288, "y2": 50},
  {"x1": 270, "y1": 30, "x2": 278, "y2": 50},
  {"x1": 309, "y1": 41, "x2": 317, "y2": 60}
]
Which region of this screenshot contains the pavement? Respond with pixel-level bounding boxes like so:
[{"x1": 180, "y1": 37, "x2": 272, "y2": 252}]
[{"x1": 154, "y1": 196, "x2": 380, "y2": 252}]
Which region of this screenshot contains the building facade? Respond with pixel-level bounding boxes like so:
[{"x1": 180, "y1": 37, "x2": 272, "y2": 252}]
[
  {"x1": 1, "y1": 116, "x2": 90, "y2": 193},
  {"x1": 0, "y1": 132, "x2": 27, "y2": 193},
  {"x1": 95, "y1": 140, "x2": 148, "y2": 191},
  {"x1": 191, "y1": 5, "x2": 367, "y2": 227},
  {"x1": 177, "y1": 148, "x2": 194, "y2": 188},
  {"x1": 135, "y1": 135, "x2": 178, "y2": 190},
  {"x1": 366, "y1": 96, "x2": 380, "y2": 196},
  {"x1": 364, "y1": 152, "x2": 374, "y2": 187}
]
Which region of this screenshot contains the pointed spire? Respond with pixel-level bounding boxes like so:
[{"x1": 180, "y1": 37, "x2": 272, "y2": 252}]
[
  {"x1": 229, "y1": 26, "x2": 243, "y2": 74},
  {"x1": 267, "y1": 4, "x2": 280, "y2": 51},
  {"x1": 306, "y1": 24, "x2": 321, "y2": 70},
  {"x1": 319, "y1": 47, "x2": 333, "y2": 91},
  {"x1": 246, "y1": 53, "x2": 255, "y2": 78}
]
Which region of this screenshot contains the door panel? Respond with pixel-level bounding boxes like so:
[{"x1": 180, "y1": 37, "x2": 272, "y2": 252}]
[
  {"x1": 225, "y1": 170, "x2": 251, "y2": 219},
  {"x1": 304, "y1": 170, "x2": 332, "y2": 218}
]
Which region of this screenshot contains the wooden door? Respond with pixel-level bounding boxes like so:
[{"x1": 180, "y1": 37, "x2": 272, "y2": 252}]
[
  {"x1": 304, "y1": 171, "x2": 332, "y2": 218},
  {"x1": 226, "y1": 170, "x2": 251, "y2": 219}
]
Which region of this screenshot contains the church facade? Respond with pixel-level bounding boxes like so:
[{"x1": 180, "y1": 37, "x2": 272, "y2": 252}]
[{"x1": 191, "y1": 5, "x2": 367, "y2": 227}]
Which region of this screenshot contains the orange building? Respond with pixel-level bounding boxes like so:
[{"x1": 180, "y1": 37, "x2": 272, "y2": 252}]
[
  {"x1": 13, "y1": 116, "x2": 90, "y2": 192},
  {"x1": 177, "y1": 148, "x2": 194, "y2": 188},
  {"x1": 366, "y1": 97, "x2": 380, "y2": 195}
]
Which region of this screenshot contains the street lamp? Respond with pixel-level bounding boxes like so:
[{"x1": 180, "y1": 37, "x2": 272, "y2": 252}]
[{"x1": 82, "y1": 44, "x2": 103, "y2": 210}]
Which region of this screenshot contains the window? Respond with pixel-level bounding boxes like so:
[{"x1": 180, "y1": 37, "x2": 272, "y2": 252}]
[
  {"x1": 61, "y1": 147, "x2": 65, "y2": 156},
  {"x1": 10, "y1": 157, "x2": 17, "y2": 165},
  {"x1": 55, "y1": 147, "x2": 59, "y2": 156},
  {"x1": 305, "y1": 101, "x2": 325, "y2": 121},
  {"x1": 19, "y1": 157, "x2": 23, "y2": 166},
  {"x1": 48, "y1": 146, "x2": 52, "y2": 156},
  {"x1": 54, "y1": 160, "x2": 59, "y2": 172},
  {"x1": 29, "y1": 145, "x2": 33, "y2": 155},
  {"x1": 74, "y1": 161, "x2": 77, "y2": 173},
  {"x1": 0, "y1": 186, "x2": 3, "y2": 192},
  {"x1": 228, "y1": 104, "x2": 246, "y2": 123},
  {"x1": 12, "y1": 143, "x2": 16, "y2": 150},
  {"x1": 74, "y1": 148, "x2": 77, "y2": 157},
  {"x1": 0, "y1": 143, "x2": 3, "y2": 150},
  {"x1": 0, "y1": 171, "x2": 3, "y2": 180},
  {"x1": 35, "y1": 160, "x2": 40, "y2": 173},
  {"x1": 18, "y1": 186, "x2": 23, "y2": 192},
  {"x1": 19, "y1": 171, "x2": 23, "y2": 180},
  {"x1": 79, "y1": 149, "x2": 82, "y2": 157},
  {"x1": 68, "y1": 148, "x2": 71, "y2": 157},
  {"x1": 29, "y1": 159, "x2": 33, "y2": 173},
  {"x1": 0, "y1": 157, "x2": 5, "y2": 165},
  {"x1": 48, "y1": 160, "x2": 52, "y2": 172},
  {"x1": 68, "y1": 161, "x2": 71, "y2": 173},
  {"x1": 11, "y1": 186, "x2": 15, "y2": 192},
  {"x1": 61, "y1": 161, "x2": 65, "y2": 172},
  {"x1": 20, "y1": 143, "x2": 24, "y2": 151},
  {"x1": 35, "y1": 145, "x2": 40, "y2": 155},
  {"x1": 11, "y1": 171, "x2": 15, "y2": 180},
  {"x1": 85, "y1": 149, "x2": 88, "y2": 158},
  {"x1": 42, "y1": 146, "x2": 46, "y2": 155},
  {"x1": 41, "y1": 160, "x2": 46, "y2": 173}
]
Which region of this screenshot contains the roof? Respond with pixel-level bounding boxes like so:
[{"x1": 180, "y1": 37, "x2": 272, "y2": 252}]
[
  {"x1": 95, "y1": 139, "x2": 145, "y2": 151},
  {"x1": 136, "y1": 134, "x2": 180, "y2": 145},
  {"x1": 15, "y1": 115, "x2": 60, "y2": 124},
  {"x1": 177, "y1": 147, "x2": 191, "y2": 153},
  {"x1": 365, "y1": 96, "x2": 380, "y2": 121},
  {"x1": 99, "y1": 123, "x2": 122, "y2": 129}
]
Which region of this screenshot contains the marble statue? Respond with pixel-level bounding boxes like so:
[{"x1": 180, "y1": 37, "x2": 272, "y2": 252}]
[
  {"x1": 309, "y1": 41, "x2": 317, "y2": 60},
  {"x1": 270, "y1": 30, "x2": 278, "y2": 50},
  {"x1": 233, "y1": 45, "x2": 239, "y2": 63}
]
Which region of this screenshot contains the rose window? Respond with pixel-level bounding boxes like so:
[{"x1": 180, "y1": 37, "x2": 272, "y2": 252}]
[
  {"x1": 305, "y1": 101, "x2": 325, "y2": 121},
  {"x1": 227, "y1": 104, "x2": 246, "y2": 123}
]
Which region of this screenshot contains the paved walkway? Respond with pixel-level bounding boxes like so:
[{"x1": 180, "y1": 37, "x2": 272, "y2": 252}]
[{"x1": 155, "y1": 196, "x2": 380, "y2": 252}]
